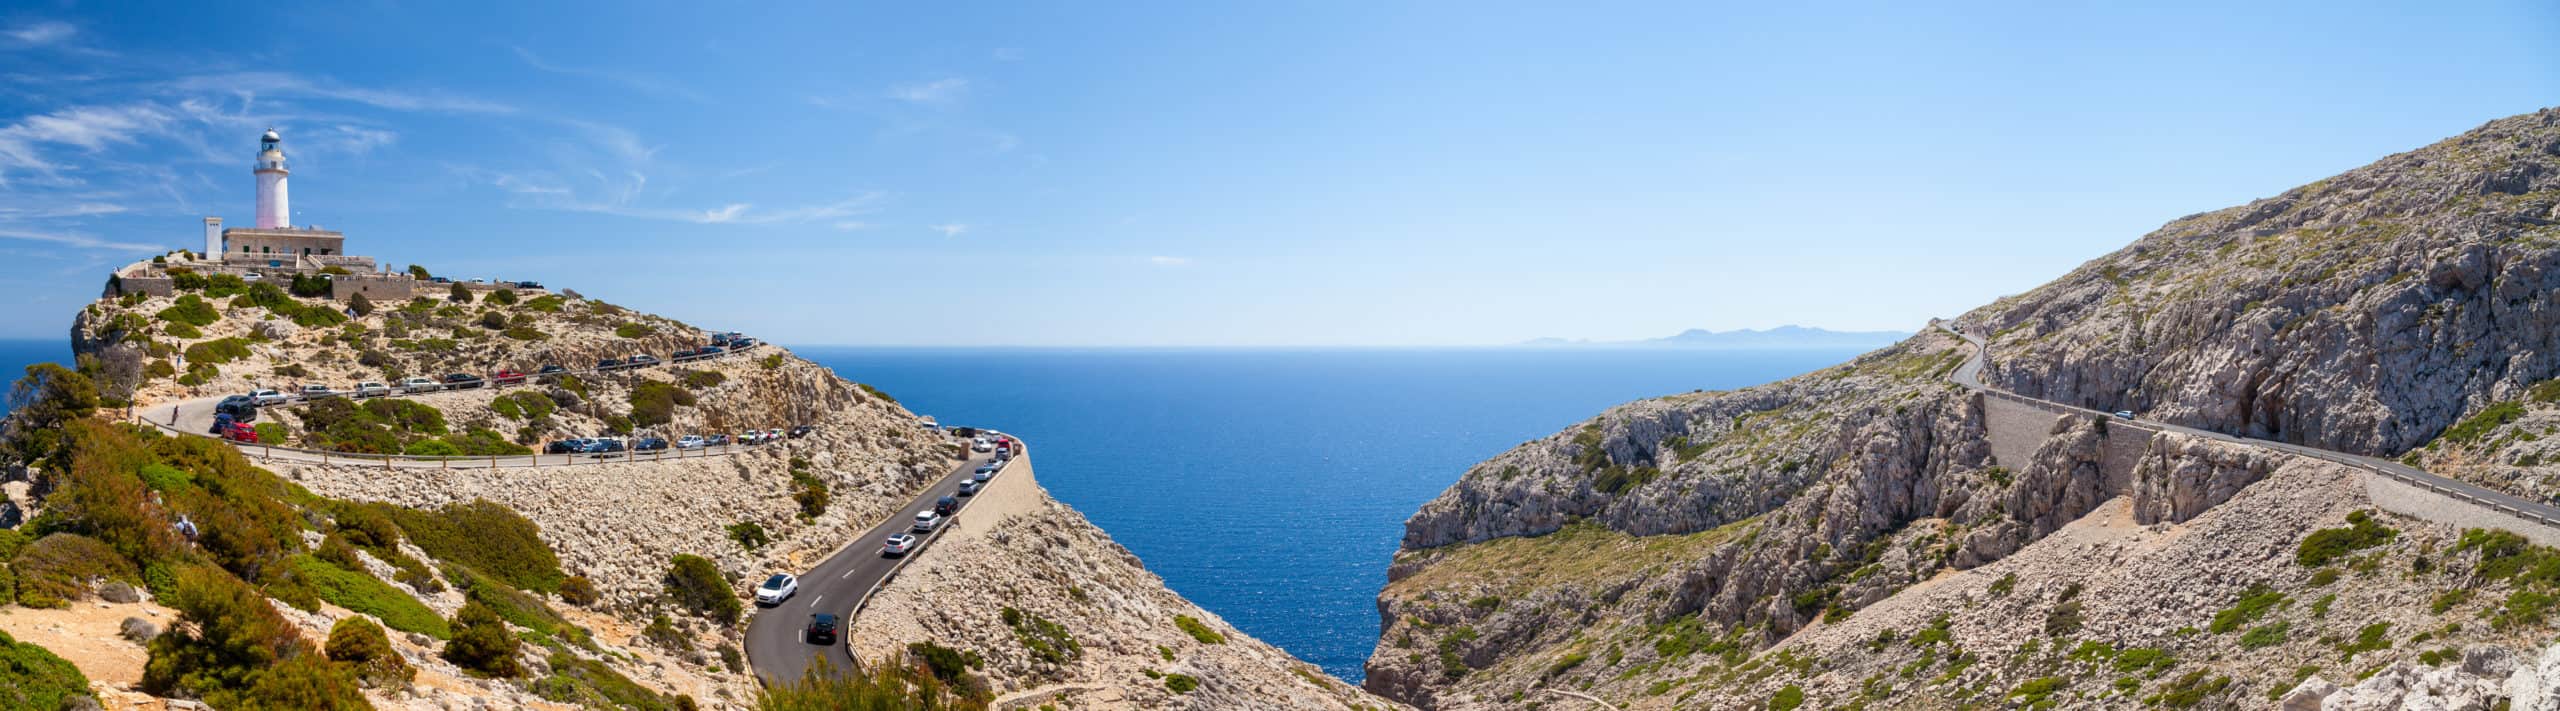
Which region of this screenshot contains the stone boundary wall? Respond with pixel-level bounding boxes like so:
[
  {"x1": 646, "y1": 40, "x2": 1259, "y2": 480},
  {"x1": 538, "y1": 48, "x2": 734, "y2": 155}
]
[
  {"x1": 332, "y1": 273, "x2": 416, "y2": 302},
  {"x1": 2361, "y1": 471, "x2": 2560, "y2": 547},
  {"x1": 1979, "y1": 391, "x2": 2149, "y2": 495}
]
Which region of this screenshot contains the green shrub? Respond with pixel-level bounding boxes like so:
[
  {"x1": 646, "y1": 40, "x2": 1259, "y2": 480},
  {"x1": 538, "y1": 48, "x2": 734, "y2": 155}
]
[
  {"x1": 492, "y1": 391, "x2": 557, "y2": 420},
  {"x1": 790, "y1": 471, "x2": 830, "y2": 520},
  {"x1": 754, "y1": 656, "x2": 992, "y2": 709},
  {"x1": 162, "y1": 321, "x2": 203, "y2": 339},
  {"x1": 665, "y1": 555, "x2": 740, "y2": 624},
  {"x1": 858, "y1": 383, "x2": 897, "y2": 405},
  {"x1": 2239, "y1": 622, "x2": 2289, "y2": 650},
  {"x1": 12, "y1": 533, "x2": 139, "y2": 608},
  {"x1": 644, "y1": 614, "x2": 689, "y2": 651},
  {"x1": 907, "y1": 641, "x2": 984, "y2": 684},
  {"x1": 348, "y1": 292, "x2": 375, "y2": 317},
  {"x1": 326, "y1": 616, "x2": 414, "y2": 690},
  {"x1": 727, "y1": 522, "x2": 771, "y2": 551},
  {"x1": 403, "y1": 439, "x2": 461, "y2": 456},
  {"x1": 448, "y1": 283, "x2": 474, "y2": 303},
  {"x1": 0, "y1": 630, "x2": 91, "y2": 711},
  {"x1": 144, "y1": 565, "x2": 368, "y2": 708},
  {"x1": 683, "y1": 370, "x2": 726, "y2": 389},
  {"x1": 2441, "y1": 402, "x2": 2526, "y2": 445},
  {"x1": 2009, "y1": 676, "x2": 2066, "y2": 708},
  {"x1": 443, "y1": 601, "x2": 523, "y2": 677},
  {"x1": 381, "y1": 499, "x2": 565, "y2": 593},
  {"x1": 487, "y1": 289, "x2": 518, "y2": 306},
  {"x1": 2146, "y1": 670, "x2": 2231, "y2": 708},
  {"x1": 252, "y1": 421, "x2": 289, "y2": 445},
  {"x1": 2210, "y1": 583, "x2": 2287, "y2": 634},
  {"x1": 1768, "y1": 684, "x2": 1805, "y2": 711},
  {"x1": 293, "y1": 555, "x2": 450, "y2": 638},
  {"x1": 137, "y1": 463, "x2": 195, "y2": 495},
  {"x1": 444, "y1": 565, "x2": 588, "y2": 648},
  {"x1": 1001, "y1": 606, "x2": 1080, "y2": 665},
  {"x1": 315, "y1": 533, "x2": 363, "y2": 570},
  {"x1": 156, "y1": 295, "x2": 221, "y2": 327},
  {"x1": 627, "y1": 381, "x2": 697, "y2": 428},
  {"x1": 183, "y1": 337, "x2": 253, "y2": 365},
  {"x1": 559, "y1": 576, "x2": 601, "y2": 607},
  {"x1": 1163, "y1": 672, "x2": 1199, "y2": 694},
  {"x1": 2340, "y1": 622, "x2": 2392, "y2": 660},
  {"x1": 2298, "y1": 511, "x2": 2397, "y2": 567},
  {"x1": 538, "y1": 650, "x2": 681, "y2": 710},
  {"x1": 615, "y1": 322, "x2": 653, "y2": 338},
  {"x1": 1174, "y1": 615, "x2": 1225, "y2": 644},
  {"x1": 761, "y1": 354, "x2": 783, "y2": 370},
  {"x1": 524, "y1": 295, "x2": 564, "y2": 312}
]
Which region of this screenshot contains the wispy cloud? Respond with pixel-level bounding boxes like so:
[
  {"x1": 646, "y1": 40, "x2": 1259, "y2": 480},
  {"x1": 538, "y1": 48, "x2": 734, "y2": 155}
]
[
  {"x1": 171, "y1": 72, "x2": 516, "y2": 115},
  {"x1": 0, "y1": 226, "x2": 163, "y2": 253},
  {"x1": 0, "y1": 104, "x2": 177, "y2": 181},
  {"x1": 1147, "y1": 256, "x2": 1192, "y2": 267},
  {"x1": 887, "y1": 78, "x2": 968, "y2": 105},
  {"x1": 991, "y1": 48, "x2": 1025, "y2": 62},
  {"x1": 510, "y1": 46, "x2": 705, "y2": 102},
  {"x1": 5, "y1": 21, "x2": 74, "y2": 46},
  {"x1": 930, "y1": 223, "x2": 969, "y2": 237},
  {"x1": 832, "y1": 220, "x2": 872, "y2": 231}
]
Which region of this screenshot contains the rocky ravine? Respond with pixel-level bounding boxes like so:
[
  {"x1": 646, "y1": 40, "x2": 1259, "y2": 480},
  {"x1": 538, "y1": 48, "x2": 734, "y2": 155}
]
[{"x1": 1369, "y1": 108, "x2": 2560, "y2": 710}]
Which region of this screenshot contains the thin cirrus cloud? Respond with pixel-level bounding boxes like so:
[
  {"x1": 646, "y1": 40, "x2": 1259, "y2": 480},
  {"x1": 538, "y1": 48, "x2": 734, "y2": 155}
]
[
  {"x1": 929, "y1": 223, "x2": 968, "y2": 237},
  {"x1": 0, "y1": 226, "x2": 163, "y2": 253},
  {"x1": 886, "y1": 78, "x2": 968, "y2": 105},
  {"x1": 5, "y1": 21, "x2": 75, "y2": 46},
  {"x1": 509, "y1": 46, "x2": 706, "y2": 103},
  {"x1": 1147, "y1": 256, "x2": 1191, "y2": 267}
]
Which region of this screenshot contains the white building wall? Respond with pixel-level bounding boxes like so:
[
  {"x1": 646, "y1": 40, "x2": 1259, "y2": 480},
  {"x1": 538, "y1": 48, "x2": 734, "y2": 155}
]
[
  {"x1": 254, "y1": 170, "x2": 288, "y2": 229},
  {"x1": 202, "y1": 217, "x2": 222, "y2": 258}
]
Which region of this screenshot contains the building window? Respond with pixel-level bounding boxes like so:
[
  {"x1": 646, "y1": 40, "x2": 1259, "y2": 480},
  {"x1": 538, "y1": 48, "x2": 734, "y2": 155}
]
[
  {"x1": 302, "y1": 248, "x2": 312, "y2": 256},
  {"x1": 321, "y1": 249, "x2": 334, "y2": 256}
]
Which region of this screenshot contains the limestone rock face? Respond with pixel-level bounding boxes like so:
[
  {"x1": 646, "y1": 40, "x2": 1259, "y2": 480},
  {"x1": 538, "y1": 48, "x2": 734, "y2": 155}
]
[{"x1": 2128, "y1": 431, "x2": 2286, "y2": 525}]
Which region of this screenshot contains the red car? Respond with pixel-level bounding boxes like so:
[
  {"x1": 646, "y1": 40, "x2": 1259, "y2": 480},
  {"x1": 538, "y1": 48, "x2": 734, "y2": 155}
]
[
  {"x1": 491, "y1": 369, "x2": 527, "y2": 385},
  {"x1": 218, "y1": 422, "x2": 259, "y2": 443}
]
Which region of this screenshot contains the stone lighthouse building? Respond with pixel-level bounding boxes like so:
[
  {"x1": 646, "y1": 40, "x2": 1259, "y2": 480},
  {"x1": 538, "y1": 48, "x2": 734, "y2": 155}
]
[{"x1": 253, "y1": 128, "x2": 289, "y2": 229}]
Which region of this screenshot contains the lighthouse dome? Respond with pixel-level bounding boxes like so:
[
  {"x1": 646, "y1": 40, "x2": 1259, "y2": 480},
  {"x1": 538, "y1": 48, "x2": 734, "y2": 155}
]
[{"x1": 261, "y1": 129, "x2": 280, "y2": 143}]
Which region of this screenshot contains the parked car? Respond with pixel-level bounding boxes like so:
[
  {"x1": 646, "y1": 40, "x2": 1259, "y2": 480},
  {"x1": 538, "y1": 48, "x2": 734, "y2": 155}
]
[
  {"x1": 537, "y1": 364, "x2": 567, "y2": 375},
  {"x1": 584, "y1": 438, "x2": 626, "y2": 455},
  {"x1": 296, "y1": 384, "x2": 337, "y2": 400},
  {"x1": 973, "y1": 469, "x2": 994, "y2": 484},
  {"x1": 671, "y1": 348, "x2": 701, "y2": 362},
  {"x1": 911, "y1": 510, "x2": 943, "y2": 533},
  {"x1": 627, "y1": 354, "x2": 661, "y2": 368},
  {"x1": 958, "y1": 479, "x2": 983, "y2": 496},
  {"x1": 241, "y1": 272, "x2": 263, "y2": 282},
  {"x1": 881, "y1": 533, "x2": 919, "y2": 557},
  {"x1": 217, "y1": 420, "x2": 258, "y2": 443},
  {"x1": 935, "y1": 495, "x2": 959, "y2": 516},
  {"x1": 788, "y1": 425, "x2": 813, "y2": 439},
  {"x1": 2113, "y1": 410, "x2": 2136, "y2": 420},
  {"x1": 688, "y1": 345, "x2": 725, "y2": 358},
  {"x1": 354, "y1": 381, "x2": 391, "y2": 398},
  {"x1": 595, "y1": 358, "x2": 625, "y2": 371},
  {"x1": 440, "y1": 373, "x2": 484, "y2": 390},
  {"x1": 974, "y1": 462, "x2": 998, "y2": 475},
  {"x1": 215, "y1": 395, "x2": 259, "y2": 421},
  {"x1": 248, "y1": 389, "x2": 288, "y2": 406},
  {"x1": 730, "y1": 337, "x2": 760, "y2": 349},
  {"x1": 676, "y1": 435, "x2": 707, "y2": 449},
  {"x1": 804, "y1": 613, "x2": 839, "y2": 645},
  {"x1": 765, "y1": 428, "x2": 785, "y2": 442},
  {"x1": 209, "y1": 411, "x2": 240, "y2": 434},
  {"x1": 710, "y1": 333, "x2": 732, "y2": 346},
  {"x1": 705, "y1": 434, "x2": 731, "y2": 447},
  {"x1": 546, "y1": 439, "x2": 589, "y2": 455},
  {"x1": 753, "y1": 573, "x2": 798, "y2": 605},
  {"x1": 516, "y1": 280, "x2": 543, "y2": 290},
  {"x1": 970, "y1": 439, "x2": 992, "y2": 453},
  {"x1": 633, "y1": 437, "x2": 669, "y2": 452},
  {"x1": 491, "y1": 369, "x2": 527, "y2": 385},
  {"x1": 739, "y1": 431, "x2": 762, "y2": 446}
]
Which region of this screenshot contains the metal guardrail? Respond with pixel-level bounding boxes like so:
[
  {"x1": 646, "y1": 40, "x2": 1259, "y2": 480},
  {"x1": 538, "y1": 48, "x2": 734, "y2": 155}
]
[{"x1": 143, "y1": 342, "x2": 797, "y2": 468}]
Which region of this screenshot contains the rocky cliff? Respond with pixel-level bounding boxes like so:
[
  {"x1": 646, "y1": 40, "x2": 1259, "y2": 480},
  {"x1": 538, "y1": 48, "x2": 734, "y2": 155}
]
[{"x1": 1369, "y1": 108, "x2": 2560, "y2": 710}]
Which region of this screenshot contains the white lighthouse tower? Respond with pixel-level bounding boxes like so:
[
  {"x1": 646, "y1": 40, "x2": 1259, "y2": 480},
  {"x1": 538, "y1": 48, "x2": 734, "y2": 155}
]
[{"x1": 252, "y1": 129, "x2": 289, "y2": 229}]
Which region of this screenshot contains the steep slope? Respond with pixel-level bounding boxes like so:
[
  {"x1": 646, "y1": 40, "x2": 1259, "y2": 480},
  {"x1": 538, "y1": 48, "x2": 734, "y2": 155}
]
[{"x1": 1368, "y1": 107, "x2": 2560, "y2": 710}]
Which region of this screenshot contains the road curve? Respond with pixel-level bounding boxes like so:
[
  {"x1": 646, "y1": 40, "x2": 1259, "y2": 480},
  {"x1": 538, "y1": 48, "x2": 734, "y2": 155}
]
[
  {"x1": 1934, "y1": 322, "x2": 2560, "y2": 532},
  {"x1": 743, "y1": 438, "x2": 1017, "y2": 686}
]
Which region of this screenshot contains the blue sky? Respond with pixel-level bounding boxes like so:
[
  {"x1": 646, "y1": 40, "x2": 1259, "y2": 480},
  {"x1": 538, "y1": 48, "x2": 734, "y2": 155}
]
[{"x1": 0, "y1": 2, "x2": 2552, "y2": 346}]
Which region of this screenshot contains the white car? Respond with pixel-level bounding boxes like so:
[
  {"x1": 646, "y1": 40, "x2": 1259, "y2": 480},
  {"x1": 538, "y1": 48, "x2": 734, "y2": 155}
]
[
  {"x1": 881, "y1": 533, "x2": 919, "y2": 557},
  {"x1": 354, "y1": 381, "x2": 391, "y2": 397},
  {"x1": 247, "y1": 389, "x2": 288, "y2": 406},
  {"x1": 676, "y1": 435, "x2": 707, "y2": 449},
  {"x1": 911, "y1": 510, "x2": 943, "y2": 533},
  {"x1": 970, "y1": 439, "x2": 992, "y2": 453},
  {"x1": 298, "y1": 384, "x2": 338, "y2": 400},
  {"x1": 400, "y1": 377, "x2": 441, "y2": 393},
  {"x1": 753, "y1": 573, "x2": 798, "y2": 605}
]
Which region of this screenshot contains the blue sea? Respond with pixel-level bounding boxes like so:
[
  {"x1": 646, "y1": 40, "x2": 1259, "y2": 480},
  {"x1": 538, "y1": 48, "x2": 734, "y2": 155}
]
[
  {"x1": 0, "y1": 340, "x2": 74, "y2": 412},
  {"x1": 794, "y1": 346, "x2": 1862, "y2": 682}
]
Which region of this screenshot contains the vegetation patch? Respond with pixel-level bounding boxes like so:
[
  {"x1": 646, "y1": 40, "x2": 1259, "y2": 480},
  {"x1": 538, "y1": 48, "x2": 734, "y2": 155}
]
[
  {"x1": 375, "y1": 499, "x2": 565, "y2": 593},
  {"x1": 0, "y1": 631, "x2": 90, "y2": 711},
  {"x1": 181, "y1": 337, "x2": 253, "y2": 365},
  {"x1": 1002, "y1": 606, "x2": 1082, "y2": 665},
  {"x1": 492, "y1": 390, "x2": 556, "y2": 420},
  {"x1": 2297, "y1": 510, "x2": 2398, "y2": 567},
  {"x1": 290, "y1": 554, "x2": 451, "y2": 638},
  {"x1": 666, "y1": 554, "x2": 741, "y2": 624},
  {"x1": 2439, "y1": 401, "x2": 2526, "y2": 445},
  {"x1": 1174, "y1": 615, "x2": 1226, "y2": 644},
  {"x1": 2209, "y1": 583, "x2": 2288, "y2": 634},
  {"x1": 155, "y1": 295, "x2": 221, "y2": 327}
]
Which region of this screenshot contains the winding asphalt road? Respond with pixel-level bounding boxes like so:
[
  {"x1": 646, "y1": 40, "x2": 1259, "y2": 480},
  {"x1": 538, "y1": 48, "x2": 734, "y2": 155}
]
[
  {"x1": 1936, "y1": 322, "x2": 2560, "y2": 531},
  {"x1": 743, "y1": 440, "x2": 1016, "y2": 685}
]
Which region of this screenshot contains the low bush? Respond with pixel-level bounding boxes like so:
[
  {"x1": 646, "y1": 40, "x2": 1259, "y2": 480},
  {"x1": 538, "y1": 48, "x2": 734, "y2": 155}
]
[
  {"x1": 156, "y1": 295, "x2": 221, "y2": 327},
  {"x1": 162, "y1": 321, "x2": 203, "y2": 339},
  {"x1": 627, "y1": 381, "x2": 697, "y2": 429},
  {"x1": 559, "y1": 576, "x2": 600, "y2": 607},
  {"x1": 143, "y1": 565, "x2": 369, "y2": 708},
  {"x1": 442, "y1": 601, "x2": 522, "y2": 678},
  {"x1": 1001, "y1": 606, "x2": 1080, "y2": 665},
  {"x1": 492, "y1": 391, "x2": 556, "y2": 420},
  {"x1": 537, "y1": 650, "x2": 682, "y2": 710},
  {"x1": 293, "y1": 555, "x2": 451, "y2": 638},
  {"x1": 727, "y1": 522, "x2": 770, "y2": 550},
  {"x1": 0, "y1": 630, "x2": 91, "y2": 711},
  {"x1": 683, "y1": 370, "x2": 726, "y2": 389},
  {"x1": 615, "y1": 322, "x2": 653, "y2": 338},
  {"x1": 182, "y1": 337, "x2": 253, "y2": 365},
  {"x1": 2298, "y1": 511, "x2": 2398, "y2": 567},
  {"x1": 325, "y1": 616, "x2": 414, "y2": 690},
  {"x1": 665, "y1": 555, "x2": 740, "y2": 624},
  {"x1": 1163, "y1": 672, "x2": 1199, "y2": 694},
  {"x1": 1174, "y1": 615, "x2": 1225, "y2": 644},
  {"x1": 13, "y1": 533, "x2": 140, "y2": 608},
  {"x1": 754, "y1": 656, "x2": 992, "y2": 710},
  {"x1": 2441, "y1": 402, "x2": 2526, "y2": 445},
  {"x1": 380, "y1": 500, "x2": 565, "y2": 593},
  {"x1": 907, "y1": 641, "x2": 984, "y2": 684},
  {"x1": 2209, "y1": 583, "x2": 2287, "y2": 634},
  {"x1": 487, "y1": 289, "x2": 518, "y2": 306}
]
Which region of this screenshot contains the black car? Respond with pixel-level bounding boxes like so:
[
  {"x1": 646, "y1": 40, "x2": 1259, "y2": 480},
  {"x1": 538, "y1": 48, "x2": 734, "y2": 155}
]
[
  {"x1": 596, "y1": 358, "x2": 624, "y2": 371},
  {"x1": 441, "y1": 373, "x2": 484, "y2": 389},
  {"x1": 730, "y1": 337, "x2": 759, "y2": 349},
  {"x1": 627, "y1": 354, "x2": 661, "y2": 367},
  {"x1": 214, "y1": 395, "x2": 260, "y2": 422},
  {"x1": 935, "y1": 495, "x2": 960, "y2": 516},
  {"x1": 537, "y1": 364, "x2": 567, "y2": 375},
  {"x1": 633, "y1": 437, "x2": 669, "y2": 452},
  {"x1": 710, "y1": 333, "x2": 731, "y2": 346},
  {"x1": 804, "y1": 613, "x2": 839, "y2": 645},
  {"x1": 694, "y1": 345, "x2": 726, "y2": 357},
  {"x1": 545, "y1": 439, "x2": 587, "y2": 455},
  {"x1": 788, "y1": 425, "x2": 813, "y2": 439},
  {"x1": 584, "y1": 438, "x2": 626, "y2": 455},
  {"x1": 516, "y1": 281, "x2": 543, "y2": 289}
]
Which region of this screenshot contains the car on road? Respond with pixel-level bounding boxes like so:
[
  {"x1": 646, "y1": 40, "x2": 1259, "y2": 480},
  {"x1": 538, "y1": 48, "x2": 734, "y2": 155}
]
[
  {"x1": 788, "y1": 425, "x2": 813, "y2": 439},
  {"x1": 804, "y1": 613, "x2": 839, "y2": 645},
  {"x1": 935, "y1": 495, "x2": 959, "y2": 516},
  {"x1": 441, "y1": 373, "x2": 485, "y2": 390},
  {"x1": 739, "y1": 430, "x2": 764, "y2": 446},
  {"x1": 596, "y1": 358, "x2": 625, "y2": 371},
  {"x1": 537, "y1": 364, "x2": 567, "y2": 375},
  {"x1": 730, "y1": 337, "x2": 759, "y2": 349},
  {"x1": 546, "y1": 439, "x2": 589, "y2": 455},
  {"x1": 957, "y1": 479, "x2": 983, "y2": 496},
  {"x1": 248, "y1": 389, "x2": 288, "y2": 406},
  {"x1": 584, "y1": 438, "x2": 626, "y2": 455},
  {"x1": 970, "y1": 439, "x2": 992, "y2": 453},
  {"x1": 353, "y1": 381, "x2": 390, "y2": 398},
  {"x1": 676, "y1": 435, "x2": 706, "y2": 449},
  {"x1": 633, "y1": 437, "x2": 669, "y2": 452},
  {"x1": 711, "y1": 333, "x2": 733, "y2": 346},
  {"x1": 692, "y1": 346, "x2": 725, "y2": 358},
  {"x1": 2113, "y1": 410, "x2": 2135, "y2": 420},
  {"x1": 216, "y1": 420, "x2": 258, "y2": 443},
  {"x1": 516, "y1": 280, "x2": 543, "y2": 290},
  {"x1": 705, "y1": 434, "x2": 731, "y2": 447},
  {"x1": 399, "y1": 377, "x2": 441, "y2": 393},
  {"x1": 297, "y1": 384, "x2": 338, "y2": 400},
  {"x1": 973, "y1": 469, "x2": 995, "y2": 484},
  {"x1": 491, "y1": 369, "x2": 527, "y2": 385},
  {"x1": 626, "y1": 354, "x2": 661, "y2": 368},
  {"x1": 753, "y1": 573, "x2": 799, "y2": 605},
  {"x1": 764, "y1": 428, "x2": 784, "y2": 443},
  {"x1": 881, "y1": 533, "x2": 919, "y2": 557},
  {"x1": 911, "y1": 510, "x2": 943, "y2": 533},
  {"x1": 215, "y1": 395, "x2": 260, "y2": 422}
]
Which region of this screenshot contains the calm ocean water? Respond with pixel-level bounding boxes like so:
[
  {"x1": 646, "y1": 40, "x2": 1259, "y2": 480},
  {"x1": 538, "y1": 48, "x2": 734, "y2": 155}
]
[
  {"x1": 0, "y1": 340, "x2": 73, "y2": 413},
  {"x1": 794, "y1": 346, "x2": 1863, "y2": 682},
  {"x1": 0, "y1": 338, "x2": 1858, "y2": 681}
]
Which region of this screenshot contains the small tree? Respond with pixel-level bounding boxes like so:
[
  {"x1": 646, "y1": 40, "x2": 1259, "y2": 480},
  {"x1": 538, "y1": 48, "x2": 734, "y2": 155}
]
[
  {"x1": 447, "y1": 283, "x2": 473, "y2": 304},
  {"x1": 558, "y1": 576, "x2": 600, "y2": 607},
  {"x1": 487, "y1": 288, "x2": 518, "y2": 306},
  {"x1": 664, "y1": 555, "x2": 740, "y2": 625},
  {"x1": 440, "y1": 601, "x2": 521, "y2": 678},
  {"x1": 407, "y1": 265, "x2": 430, "y2": 280},
  {"x1": 347, "y1": 292, "x2": 375, "y2": 317},
  {"x1": 325, "y1": 616, "x2": 413, "y2": 690}
]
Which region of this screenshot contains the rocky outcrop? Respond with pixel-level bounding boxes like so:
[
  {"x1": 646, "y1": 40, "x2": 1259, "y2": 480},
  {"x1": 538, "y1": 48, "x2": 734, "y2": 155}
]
[
  {"x1": 1963, "y1": 108, "x2": 2560, "y2": 458},
  {"x1": 2129, "y1": 431, "x2": 2287, "y2": 524}
]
